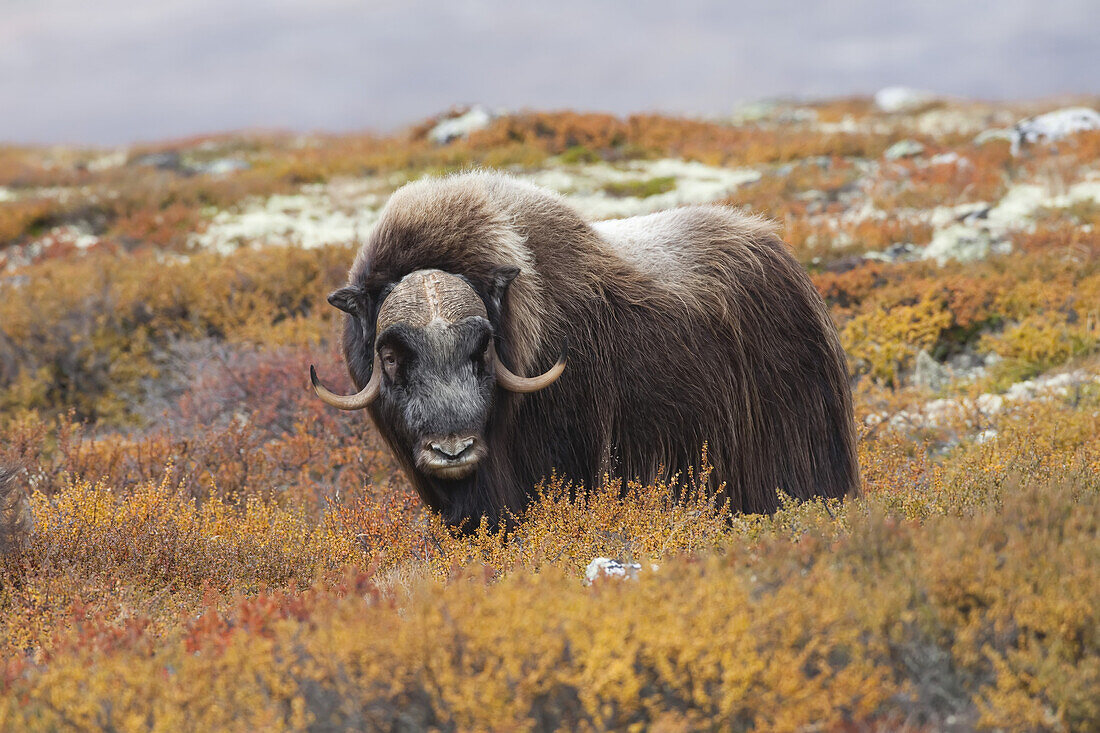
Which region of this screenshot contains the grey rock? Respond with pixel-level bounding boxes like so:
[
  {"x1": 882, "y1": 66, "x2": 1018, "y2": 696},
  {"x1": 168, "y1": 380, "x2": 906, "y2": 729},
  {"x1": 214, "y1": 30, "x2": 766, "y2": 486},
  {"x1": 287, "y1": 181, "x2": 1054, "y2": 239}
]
[
  {"x1": 865, "y1": 242, "x2": 921, "y2": 263},
  {"x1": 823, "y1": 255, "x2": 866, "y2": 274},
  {"x1": 946, "y1": 351, "x2": 990, "y2": 382},
  {"x1": 130, "y1": 150, "x2": 184, "y2": 171},
  {"x1": 914, "y1": 350, "x2": 950, "y2": 392}
]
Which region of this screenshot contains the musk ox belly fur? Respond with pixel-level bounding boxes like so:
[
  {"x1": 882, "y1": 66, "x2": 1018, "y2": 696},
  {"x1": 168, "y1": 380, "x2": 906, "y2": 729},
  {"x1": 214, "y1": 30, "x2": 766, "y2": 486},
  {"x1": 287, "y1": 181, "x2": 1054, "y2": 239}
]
[{"x1": 321, "y1": 171, "x2": 859, "y2": 526}]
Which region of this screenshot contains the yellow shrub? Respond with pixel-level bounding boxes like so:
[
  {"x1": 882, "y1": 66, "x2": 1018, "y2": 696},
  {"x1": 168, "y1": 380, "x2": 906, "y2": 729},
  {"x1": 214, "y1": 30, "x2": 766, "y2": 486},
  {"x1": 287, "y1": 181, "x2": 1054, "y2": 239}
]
[
  {"x1": 981, "y1": 313, "x2": 1099, "y2": 383},
  {"x1": 2, "y1": 465, "x2": 1097, "y2": 731},
  {"x1": 841, "y1": 294, "x2": 953, "y2": 385}
]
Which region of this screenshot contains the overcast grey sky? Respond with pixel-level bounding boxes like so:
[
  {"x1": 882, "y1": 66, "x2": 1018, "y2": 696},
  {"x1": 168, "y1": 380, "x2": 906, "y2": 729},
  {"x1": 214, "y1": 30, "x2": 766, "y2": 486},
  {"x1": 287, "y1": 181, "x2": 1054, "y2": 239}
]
[{"x1": 2, "y1": 0, "x2": 1098, "y2": 145}]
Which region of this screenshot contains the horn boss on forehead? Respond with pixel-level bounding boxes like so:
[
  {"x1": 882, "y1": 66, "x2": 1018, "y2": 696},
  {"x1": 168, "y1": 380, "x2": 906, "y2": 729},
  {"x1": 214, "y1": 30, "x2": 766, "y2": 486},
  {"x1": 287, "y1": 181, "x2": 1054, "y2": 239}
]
[{"x1": 376, "y1": 270, "x2": 488, "y2": 330}]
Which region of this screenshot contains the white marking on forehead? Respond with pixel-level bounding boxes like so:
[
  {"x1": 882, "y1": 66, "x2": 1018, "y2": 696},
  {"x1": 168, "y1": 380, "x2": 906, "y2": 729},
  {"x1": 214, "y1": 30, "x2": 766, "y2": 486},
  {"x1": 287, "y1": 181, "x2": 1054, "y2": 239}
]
[{"x1": 422, "y1": 270, "x2": 444, "y2": 321}]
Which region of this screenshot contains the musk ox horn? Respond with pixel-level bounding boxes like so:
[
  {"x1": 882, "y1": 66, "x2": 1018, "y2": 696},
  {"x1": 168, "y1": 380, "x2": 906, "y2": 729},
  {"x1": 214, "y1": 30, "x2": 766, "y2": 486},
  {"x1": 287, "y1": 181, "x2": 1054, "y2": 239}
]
[
  {"x1": 310, "y1": 353, "x2": 382, "y2": 410},
  {"x1": 491, "y1": 339, "x2": 567, "y2": 393}
]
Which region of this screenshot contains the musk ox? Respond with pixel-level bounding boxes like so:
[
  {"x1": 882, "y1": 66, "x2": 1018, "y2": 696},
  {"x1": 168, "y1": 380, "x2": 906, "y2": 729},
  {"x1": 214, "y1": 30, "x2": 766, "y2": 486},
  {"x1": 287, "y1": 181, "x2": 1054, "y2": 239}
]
[{"x1": 312, "y1": 172, "x2": 859, "y2": 526}]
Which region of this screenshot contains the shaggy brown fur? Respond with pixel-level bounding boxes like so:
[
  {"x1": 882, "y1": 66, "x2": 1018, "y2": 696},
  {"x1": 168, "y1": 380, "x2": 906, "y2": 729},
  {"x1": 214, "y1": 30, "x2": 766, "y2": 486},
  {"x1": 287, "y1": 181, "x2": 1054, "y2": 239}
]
[
  {"x1": 0, "y1": 466, "x2": 32, "y2": 557},
  {"x1": 335, "y1": 172, "x2": 859, "y2": 523}
]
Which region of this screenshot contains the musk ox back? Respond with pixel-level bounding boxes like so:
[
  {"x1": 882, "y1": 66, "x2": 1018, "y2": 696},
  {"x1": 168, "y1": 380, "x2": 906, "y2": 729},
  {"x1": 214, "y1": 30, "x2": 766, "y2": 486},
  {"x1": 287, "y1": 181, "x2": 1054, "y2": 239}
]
[{"x1": 312, "y1": 172, "x2": 859, "y2": 526}]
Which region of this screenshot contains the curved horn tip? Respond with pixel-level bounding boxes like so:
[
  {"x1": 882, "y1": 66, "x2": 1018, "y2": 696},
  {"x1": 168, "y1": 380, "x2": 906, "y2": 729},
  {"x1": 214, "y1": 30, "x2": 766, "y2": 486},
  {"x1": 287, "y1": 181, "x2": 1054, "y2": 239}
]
[
  {"x1": 309, "y1": 357, "x2": 381, "y2": 410},
  {"x1": 309, "y1": 364, "x2": 335, "y2": 399},
  {"x1": 492, "y1": 340, "x2": 568, "y2": 394}
]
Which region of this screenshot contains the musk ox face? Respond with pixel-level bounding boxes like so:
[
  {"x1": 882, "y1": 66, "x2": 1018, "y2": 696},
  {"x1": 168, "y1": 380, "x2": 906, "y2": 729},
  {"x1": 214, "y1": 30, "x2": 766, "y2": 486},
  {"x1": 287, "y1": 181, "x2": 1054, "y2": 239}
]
[
  {"x1": 311, "y1": 268, "x2": 566, "y2": 485},
  {"x1": 374, "y1": 314, "x2": 494, "y2": 480}
]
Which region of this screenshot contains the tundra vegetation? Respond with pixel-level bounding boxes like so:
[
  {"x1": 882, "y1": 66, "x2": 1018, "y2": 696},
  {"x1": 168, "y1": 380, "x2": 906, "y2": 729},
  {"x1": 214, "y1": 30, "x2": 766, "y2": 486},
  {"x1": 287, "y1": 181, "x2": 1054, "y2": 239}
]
[{"x1": 1, "y1": 98, "x2": 1099, "y2": 731}]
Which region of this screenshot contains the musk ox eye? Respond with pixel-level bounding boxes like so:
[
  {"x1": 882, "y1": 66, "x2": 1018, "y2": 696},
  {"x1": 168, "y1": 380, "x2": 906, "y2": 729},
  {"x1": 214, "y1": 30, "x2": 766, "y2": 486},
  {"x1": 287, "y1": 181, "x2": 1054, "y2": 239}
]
[
  {"x1": 380, "y1": 347, "x2": 400, "y2": 380},
  {"x1": 471, "y1": 335, "x2": 491, "y2": 366}
]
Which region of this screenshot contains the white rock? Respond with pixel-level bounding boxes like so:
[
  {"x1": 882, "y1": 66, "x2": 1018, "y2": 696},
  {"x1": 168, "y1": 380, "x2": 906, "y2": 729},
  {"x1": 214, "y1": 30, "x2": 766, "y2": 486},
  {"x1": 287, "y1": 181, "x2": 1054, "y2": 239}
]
[
  {"x1": 874, "y1": 87, "x2": 936, "y2": 113},
  {"x1": 584, "y1": 557, "x2": 642, "y2": 585},
  {"x1": 922, "y1": 224, "x2": 1002, "y2": 264},
  {"x1": 193, "y1": 158, "x2": 250, "y2": 176},
  {"x1": 884, "y1": 139, "x2": 925, "y2": 160},
  {"x1": 427, "y1": 106, "x2": 495, "y2": 144},
  {"x1": 975, "y1": 429, "x2": 998, "y2": 444},
  {"x1": 1010, "y1": 107, "x2": 1100, "y2": 154},
  {"x1": 927, "y1": 152, "x2": 966, "y2": 167}
]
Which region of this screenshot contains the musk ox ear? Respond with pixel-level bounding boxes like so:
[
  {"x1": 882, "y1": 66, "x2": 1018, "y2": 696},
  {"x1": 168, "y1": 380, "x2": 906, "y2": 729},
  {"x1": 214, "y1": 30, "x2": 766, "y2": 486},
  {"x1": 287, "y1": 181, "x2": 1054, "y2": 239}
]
[
  {"x1": 329, "y1": 285, "x2": 380, "y2": 389},
  {"x1": 328, "y1": 286, "x2": 366, "y2": 316},
  {"x1": 484, "y1": 266, "x2": 520, "y2": 329}
]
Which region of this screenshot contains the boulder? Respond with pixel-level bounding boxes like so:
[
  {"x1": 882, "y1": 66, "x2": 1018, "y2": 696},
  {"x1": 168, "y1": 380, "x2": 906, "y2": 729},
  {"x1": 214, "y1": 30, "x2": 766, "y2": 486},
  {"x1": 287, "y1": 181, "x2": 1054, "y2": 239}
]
[
  {"x1": 874, "y1": 86, "x2": 936, "y2": 113},
  {"x1": 428, "y1": 105, "x2": 495, "y2": 144},
  {"x1": 913, "y1": 350, "x2": 950, "y2": 392}
]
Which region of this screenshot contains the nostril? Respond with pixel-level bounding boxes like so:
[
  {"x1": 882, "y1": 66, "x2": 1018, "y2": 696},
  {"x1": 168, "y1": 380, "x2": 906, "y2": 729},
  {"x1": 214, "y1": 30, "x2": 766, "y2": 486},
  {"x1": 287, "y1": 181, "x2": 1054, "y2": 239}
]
[{"x1": 430, "y1": 437, "x2": 475, "y2": 459}]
